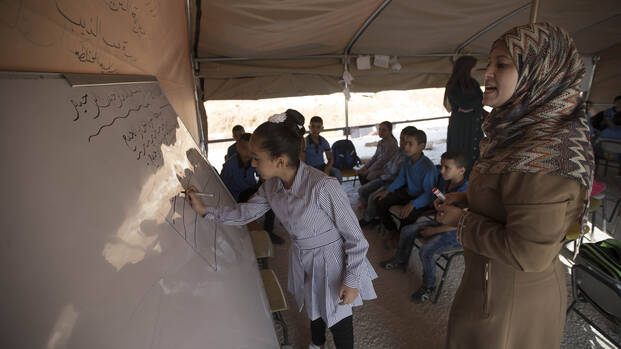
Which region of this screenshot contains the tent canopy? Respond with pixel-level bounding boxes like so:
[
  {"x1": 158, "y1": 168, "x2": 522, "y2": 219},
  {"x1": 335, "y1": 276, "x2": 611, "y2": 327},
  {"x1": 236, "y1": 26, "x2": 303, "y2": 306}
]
[{"x1": 194, "y1": 0, "x2": 621, "y2": 105}]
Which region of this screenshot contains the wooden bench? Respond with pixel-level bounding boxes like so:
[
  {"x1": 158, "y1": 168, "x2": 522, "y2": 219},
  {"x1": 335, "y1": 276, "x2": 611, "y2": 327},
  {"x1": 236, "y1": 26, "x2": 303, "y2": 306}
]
[
  {"x1": 340, "y1": 168, "x2": 358, "y2": 185},
  {"x1": 249, "y1": 231, "x2": 290, "y2": 346},
  {"x1": 260, "y1": 269, "x2": 290, "y2": 347},
  {"x1": 250, "y1": 230, "x2": 273, "y2": 268}
]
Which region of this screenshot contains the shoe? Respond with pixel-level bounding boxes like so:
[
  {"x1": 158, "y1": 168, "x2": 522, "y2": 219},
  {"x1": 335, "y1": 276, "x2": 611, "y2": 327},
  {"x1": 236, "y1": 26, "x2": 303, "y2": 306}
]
[
  {"x1": 379, "y1": 258, "x2": 406, "y2": 272},
  {"x1": 411, "y1": 286, "x2": 435, "y2": 304},
  {"x1": 268, "y1": 232, "x2": 285, "y2": 245}
]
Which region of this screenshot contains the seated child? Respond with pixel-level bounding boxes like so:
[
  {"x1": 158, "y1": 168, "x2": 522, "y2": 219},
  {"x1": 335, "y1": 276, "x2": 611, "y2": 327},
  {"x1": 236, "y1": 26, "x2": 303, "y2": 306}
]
[
  {"x1": 357, "y1": 121, "x2": 398, "y2": 185},
  {"x1": 221, "y1": 133, "x2": 283, "y2": 244},
  {"x1": 303, "y1": 116, "x2": 343, "y2": 182},
  {"x1": 379, "y1": 151, "x2": 469, "y2": 303},
  {"x1": 358, "y1": 126, "x2": 413, "y2": 227},
  {"x1": 224, "y1": 124, "x2": 245, "y2": 161},
  {"x1": 373, "y1": 128, "x2": 437, "y2": 232}
]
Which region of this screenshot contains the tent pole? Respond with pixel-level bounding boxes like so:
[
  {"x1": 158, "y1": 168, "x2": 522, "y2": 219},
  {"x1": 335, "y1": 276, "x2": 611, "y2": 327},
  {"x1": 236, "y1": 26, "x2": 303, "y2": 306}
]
[
  {"x1": 584, "y1": 56, "x2": 600, "y2": 101},
  {"x1": 340, "y1": 0, "x2": 392, "y2": 141},
  {"x1": 344, "y1": 0, "x2": 393, "y2": 55},
  {"x1": 196, "y1": 53, "x2": 485, "y2": 63},
  {"x1": 344, "y1": 75, "x2": 349, "y2": 140},
  {"x1": 530, "y1": 0, "x2": 540, "y2": 24},
  {"x1": 455, "y1": 3, "x2": 531, "y2": 55},
  {"x1": 186, "y1": 0, "x2": 206, "y2": 152}
]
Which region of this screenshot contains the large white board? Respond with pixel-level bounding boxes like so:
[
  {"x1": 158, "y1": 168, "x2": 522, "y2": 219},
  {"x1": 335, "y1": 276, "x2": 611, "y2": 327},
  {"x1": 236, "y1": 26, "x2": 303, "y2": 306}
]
[{"x1": 0, "y1": 73, "x2": 278, "y2": 349}]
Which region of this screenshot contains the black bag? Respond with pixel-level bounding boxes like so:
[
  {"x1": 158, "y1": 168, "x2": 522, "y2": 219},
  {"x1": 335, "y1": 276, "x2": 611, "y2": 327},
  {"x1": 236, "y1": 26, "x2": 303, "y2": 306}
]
[
  {"x1": 331, "y1": 139, "x2": 360, "y2": 170},
  {"x1": 578, "y1": 238, "x2": 621, "y2": 281}
]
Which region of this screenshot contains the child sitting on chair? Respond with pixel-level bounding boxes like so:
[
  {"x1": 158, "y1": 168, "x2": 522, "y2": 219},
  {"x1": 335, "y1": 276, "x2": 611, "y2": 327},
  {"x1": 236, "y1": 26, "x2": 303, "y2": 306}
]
[
  {"x1": 225, "y1": 124, "x2": 245, "y2": 161},
  {"x1": 380, "y1": 151, "x2": 469, "y2": 304},
  {"x1": 304, "y1": 116, "x2": 343, "y2": 182},
  {"x1": 373, "y1": 128, "x2": 438, "y2": 233}
]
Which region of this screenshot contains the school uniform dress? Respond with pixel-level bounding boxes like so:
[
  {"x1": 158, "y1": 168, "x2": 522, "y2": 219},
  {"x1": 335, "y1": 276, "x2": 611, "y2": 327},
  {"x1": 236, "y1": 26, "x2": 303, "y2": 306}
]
[{"x1": 203, "y1": 161, "x2": 377, "y2": 327}]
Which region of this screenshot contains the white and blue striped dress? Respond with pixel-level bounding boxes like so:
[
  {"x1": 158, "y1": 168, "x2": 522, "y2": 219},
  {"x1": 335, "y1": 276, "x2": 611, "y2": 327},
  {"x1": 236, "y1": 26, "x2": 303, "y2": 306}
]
[{"x1": 203, "y1": 161, "x2": 378, "y2": 327}]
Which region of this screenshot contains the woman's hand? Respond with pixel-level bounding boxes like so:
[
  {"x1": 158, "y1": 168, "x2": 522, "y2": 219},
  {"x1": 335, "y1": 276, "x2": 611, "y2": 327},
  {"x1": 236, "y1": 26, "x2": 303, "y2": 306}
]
[
  {"x1": 185, "y1": 185, "x2": 207, "y2": 216},
  {"x1": 338, "y1": 284, "x2": 359, "y2": 305},
  {"x1": 434, "y1": 192, "x2": 468, "y2": 211},
  {"x1": 436, "y1": 204, "x2": 465, "y2": 227}
]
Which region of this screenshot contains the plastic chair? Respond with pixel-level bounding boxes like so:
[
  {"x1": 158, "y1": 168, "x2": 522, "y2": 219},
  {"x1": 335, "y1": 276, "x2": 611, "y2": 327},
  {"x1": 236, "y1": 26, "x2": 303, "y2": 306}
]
[
  {"x1": 609, "y1": 198, "x2": 621, "y2": 239},
  {"x1": 566, "y1": 262, "x2": 621, "y2": 346},
  {"x1": 410, "y1": 239, "x2": 464, "y2": 304},
  {"x1": 596, "y1": 138, "x2": 621, "y2": 176},
  {"x1": 591, "y1": 193, "x2": 608, "y2": 236},
  {"x1": 389, "y1": 207, "x2": 464, "y2": 304}
]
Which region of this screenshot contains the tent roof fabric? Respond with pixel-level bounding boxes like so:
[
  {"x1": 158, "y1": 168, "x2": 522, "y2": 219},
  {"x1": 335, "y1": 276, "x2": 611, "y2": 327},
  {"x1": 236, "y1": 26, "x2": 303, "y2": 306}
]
[{"x1": 196, "y1": 0, "x2": 621, "y2": 103}]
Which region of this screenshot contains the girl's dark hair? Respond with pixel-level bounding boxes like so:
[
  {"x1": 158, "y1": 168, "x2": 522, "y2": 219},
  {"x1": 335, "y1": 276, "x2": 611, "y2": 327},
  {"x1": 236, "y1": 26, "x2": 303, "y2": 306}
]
[
  {"x1": 253, "y1": 109, "x2": 306, "y2": 167},
  {"x1": 446, "y1": 56, "x2": 478, "y2": 93}
]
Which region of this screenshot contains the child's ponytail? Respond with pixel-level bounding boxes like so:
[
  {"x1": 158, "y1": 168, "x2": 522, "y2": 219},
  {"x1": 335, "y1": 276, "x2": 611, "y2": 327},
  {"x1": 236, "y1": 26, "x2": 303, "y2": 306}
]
[
  {"x1": 283, "y1": 109, "x2": 306, "y2": 138},
  {"x1": 253, "y1": 109, "x2": 306, "y2": 168}
]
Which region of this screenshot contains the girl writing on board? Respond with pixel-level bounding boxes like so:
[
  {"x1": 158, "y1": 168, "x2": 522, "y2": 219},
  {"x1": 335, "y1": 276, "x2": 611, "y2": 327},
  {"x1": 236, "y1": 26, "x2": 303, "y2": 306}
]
[{"x1": 186, "y1": 109, "x2": 377, "y2": 349}]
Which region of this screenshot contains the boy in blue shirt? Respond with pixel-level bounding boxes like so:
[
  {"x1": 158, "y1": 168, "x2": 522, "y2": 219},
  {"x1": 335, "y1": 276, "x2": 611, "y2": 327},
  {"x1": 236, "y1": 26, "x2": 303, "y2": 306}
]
[
  {"x1": 373, "y1": 128, "x2": 437, "y2": 232},
  {"x1": 380, "y1": 151, "x2": 469, "y2": 303},
  {"x1": 303, "y1": 116, "x2": 342, "y2": 182},
  {"x1": 220, "y1": 133, "x2": 282, "y2": 244}
]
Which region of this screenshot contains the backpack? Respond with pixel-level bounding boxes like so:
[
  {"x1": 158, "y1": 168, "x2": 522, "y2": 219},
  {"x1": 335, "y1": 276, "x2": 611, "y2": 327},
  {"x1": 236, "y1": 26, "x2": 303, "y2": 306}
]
[
  {"x1": 578, "y1": 238, "x2": 621, "y2": 281},
  {"x1": 331, "y1": 139, "x2": 361, "y2": 170}
]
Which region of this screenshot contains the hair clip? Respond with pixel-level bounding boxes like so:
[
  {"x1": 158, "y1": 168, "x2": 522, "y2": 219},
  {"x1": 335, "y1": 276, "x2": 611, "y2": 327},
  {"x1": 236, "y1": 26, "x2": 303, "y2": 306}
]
[{"x1": 268, "y1": 113, "x2": 287, "y2": 123}]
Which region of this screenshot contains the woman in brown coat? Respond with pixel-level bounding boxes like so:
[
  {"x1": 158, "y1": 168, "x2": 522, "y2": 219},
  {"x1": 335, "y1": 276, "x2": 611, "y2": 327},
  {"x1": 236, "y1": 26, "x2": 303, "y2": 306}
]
[{"x1": 436, "y1": 23, "x2": 594, "y2": 349}]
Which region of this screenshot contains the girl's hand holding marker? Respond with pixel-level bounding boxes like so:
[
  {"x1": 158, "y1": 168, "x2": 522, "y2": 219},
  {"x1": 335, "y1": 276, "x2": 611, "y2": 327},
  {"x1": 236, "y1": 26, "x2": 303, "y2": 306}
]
[{"x1": 184, "y1": 185, "x2": 208, "y2": 216}]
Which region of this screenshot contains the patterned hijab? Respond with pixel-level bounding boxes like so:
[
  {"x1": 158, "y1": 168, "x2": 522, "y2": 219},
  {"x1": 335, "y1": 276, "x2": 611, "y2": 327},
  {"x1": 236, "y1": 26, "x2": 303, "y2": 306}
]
[{"x1": 473, "y1": 22, "x2": 594, "y2": 191}]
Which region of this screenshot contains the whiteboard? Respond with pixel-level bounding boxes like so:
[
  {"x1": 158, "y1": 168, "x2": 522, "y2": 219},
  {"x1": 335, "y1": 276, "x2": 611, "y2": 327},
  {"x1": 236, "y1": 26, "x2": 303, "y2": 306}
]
[{"x1": 0, "y1": 73, "x2": 278, "y2": 349}]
